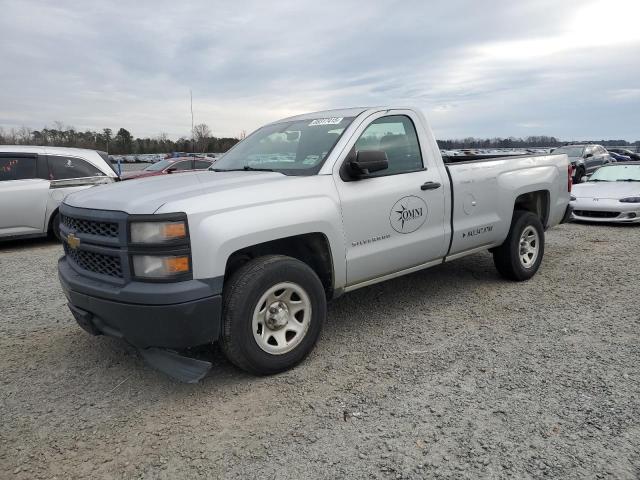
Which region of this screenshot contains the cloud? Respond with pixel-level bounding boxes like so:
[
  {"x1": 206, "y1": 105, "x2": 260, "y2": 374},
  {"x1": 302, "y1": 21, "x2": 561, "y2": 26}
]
[{"x1": 0, "y1": 0, "x2": 639, "y2": 140}]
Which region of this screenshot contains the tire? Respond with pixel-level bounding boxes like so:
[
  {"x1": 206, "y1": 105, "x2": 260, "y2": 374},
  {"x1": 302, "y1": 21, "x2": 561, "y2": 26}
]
[
  {"x1": 220, "y1": 255, "x2": 326, "y2": 375},
  {"x1": 492, "y1": 210, "x2": 545, "y2": 281},
  {"x1": 50, "y1": 212, "x2": 62, "y2": 241}
]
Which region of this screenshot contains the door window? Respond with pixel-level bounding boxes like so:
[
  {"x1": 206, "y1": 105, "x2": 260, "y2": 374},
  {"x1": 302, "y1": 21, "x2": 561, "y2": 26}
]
[
  {"x1": 194, "y1": 160, "x2": 212, "y2": 169},
  {"x1": 354, "y1": 115, "x2": 423, "y2": 176},
  {"x1": 48, "y1": 156, "x2": 105, "y2": 180},
  {"x1": 0, "y1": 156, "x2": 37, "y2": 181},
  {"x1": 169, "y1": 160, "x2": 193, "y2": 171}
]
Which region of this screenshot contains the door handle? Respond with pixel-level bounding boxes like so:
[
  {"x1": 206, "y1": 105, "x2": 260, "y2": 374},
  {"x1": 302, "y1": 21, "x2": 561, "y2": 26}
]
[{"x1": 420, "y1": 181, "x2": 441, "y2": 191}]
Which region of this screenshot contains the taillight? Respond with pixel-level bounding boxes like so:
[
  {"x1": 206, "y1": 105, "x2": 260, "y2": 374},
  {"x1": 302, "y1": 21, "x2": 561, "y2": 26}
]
[{"x1": 568, "y1": 164, "x2": 573, "y2": 192}]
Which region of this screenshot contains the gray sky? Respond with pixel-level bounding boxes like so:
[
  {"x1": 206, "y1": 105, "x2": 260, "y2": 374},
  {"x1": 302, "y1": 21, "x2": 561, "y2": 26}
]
[{"x1": 1, "y1": 0, "x2": 639, "y2": 140}]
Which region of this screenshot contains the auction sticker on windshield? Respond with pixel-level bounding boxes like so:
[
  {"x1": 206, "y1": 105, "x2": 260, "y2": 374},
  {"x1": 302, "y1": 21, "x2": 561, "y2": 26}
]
[{"x1": 308, "y1": 117, "x2": 343, "y2": 126}]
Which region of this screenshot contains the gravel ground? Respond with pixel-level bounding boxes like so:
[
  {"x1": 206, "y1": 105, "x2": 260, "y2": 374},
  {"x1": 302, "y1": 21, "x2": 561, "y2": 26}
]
[{"x1": 1, "y1": 222, "x2": 638, "y2": 479}]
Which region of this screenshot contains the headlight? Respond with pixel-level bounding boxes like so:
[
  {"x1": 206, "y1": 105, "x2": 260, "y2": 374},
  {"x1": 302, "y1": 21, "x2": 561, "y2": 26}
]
[
  {"x1": 619, "y1": 197, "x2": 640, "y2": 203},
  {"x1": 570, "y1": 195, "x2": 576, "y2": 201},
  {"x1": 130, "y1": 221, "x2": 187, "y2": 243},
  {"x1": 132, "y1": 255, "x2": 191, "y2": 278}
]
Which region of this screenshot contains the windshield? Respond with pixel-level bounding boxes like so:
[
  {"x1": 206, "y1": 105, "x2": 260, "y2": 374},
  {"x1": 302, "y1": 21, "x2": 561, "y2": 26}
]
[
  {"x1": 211, "y1": 116, "x2": 355, "y2": 175},
  {"x1": 589, "y1": 165, "x2": 640, "y2": 182},
  {"x1": 554, "y1": 146, "x2": 584, "y2": 157},
  {"x1": 144, "y1": 159, "x2": 172, "y2": 171}
]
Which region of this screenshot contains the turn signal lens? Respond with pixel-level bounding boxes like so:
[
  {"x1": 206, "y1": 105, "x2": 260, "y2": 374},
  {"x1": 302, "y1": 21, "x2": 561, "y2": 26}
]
[
  {"x1": 132, "y1": 255, "x2": 191, "y2": 278},
  {"x1": 163, "y1": 222, "x2": 186, "y2": 239},
  {"x1": 164, "y1": 256, "x2": 190, "y2": 274}
]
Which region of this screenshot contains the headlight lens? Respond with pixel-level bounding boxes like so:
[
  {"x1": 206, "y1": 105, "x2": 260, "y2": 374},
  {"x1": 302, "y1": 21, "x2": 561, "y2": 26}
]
[
  {"x1": 132, "y1": 255, "x2": 190, "y2": 278},
  {"x1": 619, "y1": 197, "x2": 640, "y2": 203},
  {"x1": 130, "y1": 221, "x2": 186, "y2": 243}
]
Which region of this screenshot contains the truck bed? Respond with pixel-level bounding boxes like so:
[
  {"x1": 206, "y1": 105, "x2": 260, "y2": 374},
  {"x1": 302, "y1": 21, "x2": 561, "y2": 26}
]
[{"x1": 444, "y1": 153, "x2": 569, "y2": 259}]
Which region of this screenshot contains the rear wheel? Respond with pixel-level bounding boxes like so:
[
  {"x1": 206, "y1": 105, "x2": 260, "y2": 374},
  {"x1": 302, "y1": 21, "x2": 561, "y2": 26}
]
[
  {"x1": 50, "y1": 212, "x2": 62, "y2": 241},
  {"x1": 493, "y1": 210, "x2": 545, "y2": 281},
  {"x1": 220, "y1": 255, "x2": 326, "y2": 375}
]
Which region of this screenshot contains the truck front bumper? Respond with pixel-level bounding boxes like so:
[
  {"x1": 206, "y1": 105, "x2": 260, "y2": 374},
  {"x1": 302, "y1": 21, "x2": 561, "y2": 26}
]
[{"x1": 58, "y1": 257, "x2": 223, "y2": 349}]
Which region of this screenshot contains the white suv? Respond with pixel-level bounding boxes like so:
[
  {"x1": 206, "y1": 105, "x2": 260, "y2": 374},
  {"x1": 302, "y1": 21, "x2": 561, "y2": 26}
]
[{"x1": 0, "y1": 146, "x2": 118, "y2": 241}]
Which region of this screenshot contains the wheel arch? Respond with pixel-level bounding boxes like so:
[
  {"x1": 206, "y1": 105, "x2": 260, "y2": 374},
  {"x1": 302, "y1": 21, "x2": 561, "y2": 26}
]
[
  {"x1": 224, "y1": 232, "x2": 336, "y2": 299},
  {"x1": 513, "y1": 190, "x2": 550, "y2": 227}
]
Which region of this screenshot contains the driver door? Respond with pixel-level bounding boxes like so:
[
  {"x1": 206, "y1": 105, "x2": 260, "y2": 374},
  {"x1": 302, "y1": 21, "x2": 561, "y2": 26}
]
[{"x1": 333, "y1": 111, "x2": 448, "y2": 287}]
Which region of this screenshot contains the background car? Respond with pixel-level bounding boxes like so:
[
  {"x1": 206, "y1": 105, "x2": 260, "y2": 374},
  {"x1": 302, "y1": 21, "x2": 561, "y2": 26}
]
[
  {"x1": 552, "y1": 144, "x2": 613, "y2": 183},
  {"x1": 120, "y1": 157, "x2": 215, "y2": 180},
  {"x1": 608, "y1": 151, "x2": 631, "y2": 162},
  {"x1": 570, "y1": 163, "x2": 640, "y2": 223},
  {"x1": 608, "y1": 148, "x2": 640, "y2": 161},
  {"x1": 0, "y1": 146, "x2": 118, "y2": 240}
]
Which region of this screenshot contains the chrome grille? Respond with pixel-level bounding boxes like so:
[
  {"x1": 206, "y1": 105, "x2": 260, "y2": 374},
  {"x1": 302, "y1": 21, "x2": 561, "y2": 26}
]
[{"x1": 61, "y1": 214, "x2": 119, "y2": 238}]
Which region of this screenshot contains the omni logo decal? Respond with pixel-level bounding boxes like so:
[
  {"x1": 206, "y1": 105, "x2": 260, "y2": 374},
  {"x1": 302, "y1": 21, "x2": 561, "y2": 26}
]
[{"x1": 390, "y1": 196, "x2": 428, "y2": 234}]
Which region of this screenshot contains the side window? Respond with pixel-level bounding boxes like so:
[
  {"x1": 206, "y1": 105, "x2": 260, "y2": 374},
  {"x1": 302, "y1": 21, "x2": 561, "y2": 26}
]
[
  {"x1": 194, "y1": 160, "x2": 212, "y2": 169},
  {"x1": 170, "y1": 160, "x2": 193, "y2": 171},
  {"x1": 354, "y1": 115, "x2": 423, "y2": 176},
  {"x1": 48, "y1": 156, "x2": 104, "y2": 180},
  {"x1": 0, "y1": 155, "x2": 37, "y2": 181}
]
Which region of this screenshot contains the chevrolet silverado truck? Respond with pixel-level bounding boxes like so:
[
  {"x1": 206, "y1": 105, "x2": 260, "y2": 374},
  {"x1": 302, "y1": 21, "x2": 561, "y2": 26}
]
[{"x1": 57, "y1": 107, "x2": 572, "y2": 381}]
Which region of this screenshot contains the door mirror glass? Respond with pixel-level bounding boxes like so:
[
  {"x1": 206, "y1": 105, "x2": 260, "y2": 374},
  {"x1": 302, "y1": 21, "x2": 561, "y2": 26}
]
[{"x1": 349, "y1": 150, "x2": 389, "y2": 177}]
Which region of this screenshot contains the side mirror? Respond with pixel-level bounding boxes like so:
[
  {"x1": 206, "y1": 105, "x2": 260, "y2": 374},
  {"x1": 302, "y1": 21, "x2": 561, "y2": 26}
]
[
  {"x1": 166, "y1": 166, "x2": 177, "y2": 173},
  {"x1": 584, "y1": 153, "x2": 593, "y2": 158},
  {"x1": 349, "y1": 150, "x2": 389, "y2": 177}
]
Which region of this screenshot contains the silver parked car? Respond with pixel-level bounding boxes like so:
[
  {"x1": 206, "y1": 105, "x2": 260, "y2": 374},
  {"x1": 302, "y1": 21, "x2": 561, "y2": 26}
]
[
  {"x1": 0, "y1": 146, "x2": 118, "y2": 240},
  {"x1": 570, "y1": 163, "x2": 640, "y2": 223}
]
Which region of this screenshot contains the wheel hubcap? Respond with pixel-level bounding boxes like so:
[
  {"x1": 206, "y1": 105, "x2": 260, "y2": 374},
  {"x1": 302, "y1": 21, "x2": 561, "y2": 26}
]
[
  {"x1": 519, "y1": 226, "x2": 539, "y2": 268},
  {"x1": 252, "y1": 282, "x2": 311, "y2": 355}
]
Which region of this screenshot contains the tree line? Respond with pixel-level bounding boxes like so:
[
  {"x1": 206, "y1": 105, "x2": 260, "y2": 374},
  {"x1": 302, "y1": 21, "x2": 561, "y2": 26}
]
[
  {"x1": 1, "y1": 123, "x2": 638, "y2": 153},
  {"x1": 437, "y1": 136, "x2": 639, "y2": 150},
  {"x1": 0, "y1": 122, "x2": 239, "y2": 154}
]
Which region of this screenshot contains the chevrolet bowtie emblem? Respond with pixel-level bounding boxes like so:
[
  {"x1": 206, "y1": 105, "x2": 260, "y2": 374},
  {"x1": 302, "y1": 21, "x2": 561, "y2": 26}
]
[{"x1": 66, "y1": 232, "x2": 81, "y2": 249}]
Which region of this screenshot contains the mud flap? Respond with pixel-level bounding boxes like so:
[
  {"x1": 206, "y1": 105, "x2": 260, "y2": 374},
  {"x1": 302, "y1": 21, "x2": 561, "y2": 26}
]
[{"x1": 140, "y1": 348, "x2": 212, "y2": 384}]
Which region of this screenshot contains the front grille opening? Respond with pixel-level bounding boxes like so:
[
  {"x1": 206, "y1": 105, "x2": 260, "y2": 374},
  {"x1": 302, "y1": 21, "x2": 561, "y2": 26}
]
[
  {"x1": 65, "y1": 245, "x2": 123, "y2": 278},
  {"x1": 61, "y1": 215, "x2": 119, "y2": 238},
  {"x1": 573, "y1": 210, "x2": 620, "y2": 219}
]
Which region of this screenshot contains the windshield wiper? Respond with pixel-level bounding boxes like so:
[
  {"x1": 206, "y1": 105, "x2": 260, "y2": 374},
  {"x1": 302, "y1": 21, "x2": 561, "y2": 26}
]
[
  {"x1": 211, "y1": 166, "x2": 275, "y2": 173},
  {"x1": 616, "y1": 178, "x2": 639, "y2": 182},
  {"x1": 587, "y1": 179, "x2": 608, "y2": 182}
]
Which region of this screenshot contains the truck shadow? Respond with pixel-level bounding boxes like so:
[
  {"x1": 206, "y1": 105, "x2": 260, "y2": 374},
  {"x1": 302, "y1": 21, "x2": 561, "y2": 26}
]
[{"x1": 0, "y1": 236, "x2": 60, "y2": 252}]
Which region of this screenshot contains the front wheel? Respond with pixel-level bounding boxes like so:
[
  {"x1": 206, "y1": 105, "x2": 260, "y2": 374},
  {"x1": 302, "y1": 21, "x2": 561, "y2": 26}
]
[
  {"x1": 492, "y1": 210, "x2": 545, "y2": 281},
  {"x1": 220, "y1": 255, "x2": 326, "y2": 375}
]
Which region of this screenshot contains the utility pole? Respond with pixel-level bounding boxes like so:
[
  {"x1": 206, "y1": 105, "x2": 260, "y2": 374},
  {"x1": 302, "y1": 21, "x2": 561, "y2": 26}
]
[{"x1": 190, "y1": 89, "x2": 194, "y2": 153}]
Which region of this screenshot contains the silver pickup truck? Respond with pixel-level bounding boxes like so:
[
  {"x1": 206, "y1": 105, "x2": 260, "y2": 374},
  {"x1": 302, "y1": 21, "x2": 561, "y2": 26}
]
[{"x1": 57, "y1": 107, "x2": 572, "y2": 381}]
